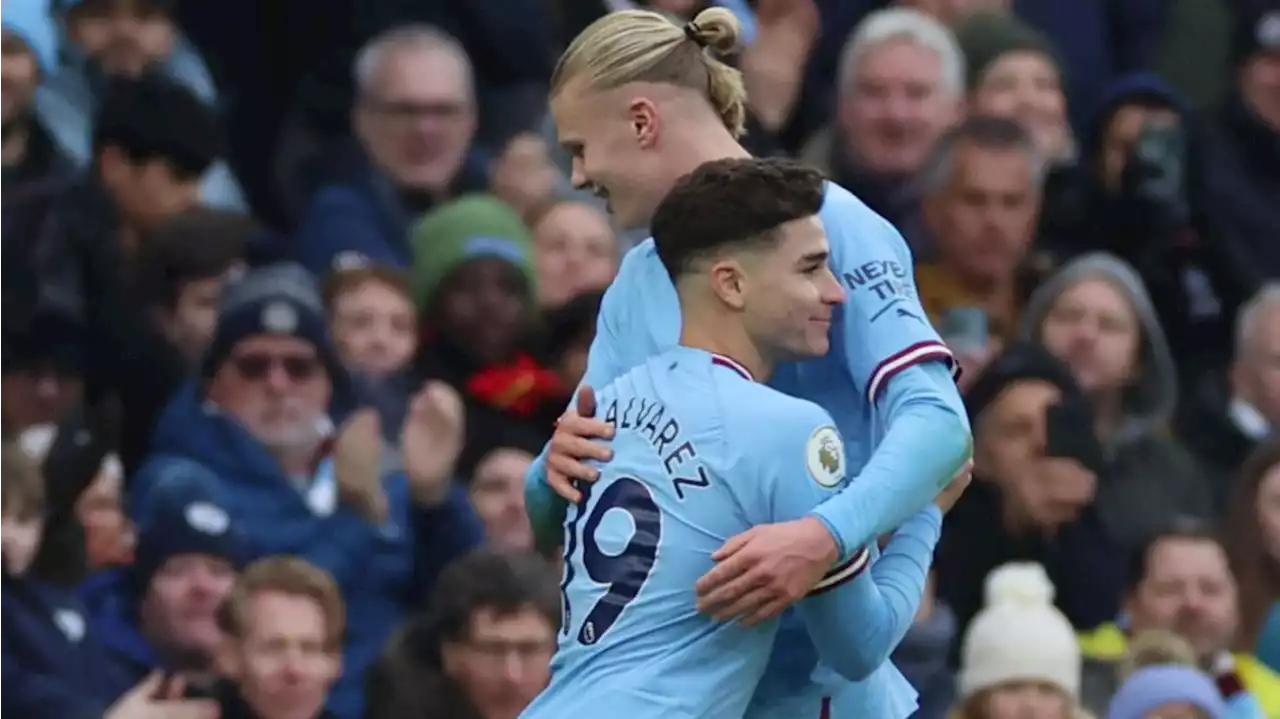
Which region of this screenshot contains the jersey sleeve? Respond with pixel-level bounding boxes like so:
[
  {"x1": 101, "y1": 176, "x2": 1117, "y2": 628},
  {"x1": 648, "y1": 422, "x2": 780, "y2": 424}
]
[
  {"x1": 525, "y1": 249, "x2": 647, "y2": 551},
  {"x1": 732, "y1": 395, "x2": 870, "y2": 593},
  {"x1": 824, "y1": 192, "x2": 959, "y2": 405}
]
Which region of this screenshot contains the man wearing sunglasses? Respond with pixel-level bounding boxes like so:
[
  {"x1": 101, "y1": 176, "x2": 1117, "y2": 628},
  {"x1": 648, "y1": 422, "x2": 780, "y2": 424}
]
[{"x1": 127, "y1": 262, "x2": 484, "y2": 719}]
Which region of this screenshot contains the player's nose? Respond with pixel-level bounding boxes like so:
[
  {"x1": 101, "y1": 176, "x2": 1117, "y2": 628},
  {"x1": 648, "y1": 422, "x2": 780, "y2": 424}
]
[{"x1": 819, "y1": 269, "x2": 846, "y2": 305}]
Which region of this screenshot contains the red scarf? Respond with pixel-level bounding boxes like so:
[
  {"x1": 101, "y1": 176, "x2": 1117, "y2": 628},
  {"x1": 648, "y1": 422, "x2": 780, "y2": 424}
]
[{"x1": 466, "y1": 352, "x2": 564, "y2": 417}]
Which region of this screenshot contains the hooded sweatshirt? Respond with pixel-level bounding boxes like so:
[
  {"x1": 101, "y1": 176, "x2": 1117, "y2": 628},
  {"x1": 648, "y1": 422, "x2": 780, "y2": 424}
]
[{"x1": 1019, "y1": 253, "x2": 1211, "y2": 548}]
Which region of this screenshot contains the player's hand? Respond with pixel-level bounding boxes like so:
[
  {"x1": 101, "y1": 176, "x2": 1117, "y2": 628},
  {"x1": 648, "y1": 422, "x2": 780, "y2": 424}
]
[
  {"x1": 695, "y1": 516, "x2": 838, "y2": 626},
  {"x1": 546, "y1": 385, "x2": 614, "y2": 504},
  {"x1": 933, "y1": 459, "x2": 974, "y2": 514}
]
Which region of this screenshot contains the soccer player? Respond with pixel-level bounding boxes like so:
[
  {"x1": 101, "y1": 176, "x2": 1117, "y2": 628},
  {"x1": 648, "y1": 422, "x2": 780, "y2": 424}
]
[
  {"x1": 528, "y1": 7, "x2": 972, "y2": 717},
  {"x1": 521, "y1": 157, "x2": 954, "y2": 719}
]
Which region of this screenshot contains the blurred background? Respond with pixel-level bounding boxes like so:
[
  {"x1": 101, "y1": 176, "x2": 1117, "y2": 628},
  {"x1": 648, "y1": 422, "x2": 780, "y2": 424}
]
[{"x1": 2, "y1": 0, "x2": 1279, "y2": 717}]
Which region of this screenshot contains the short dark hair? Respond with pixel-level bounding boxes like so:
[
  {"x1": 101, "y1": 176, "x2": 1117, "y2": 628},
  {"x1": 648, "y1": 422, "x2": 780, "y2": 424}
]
[
  {"x1": 1128, "y1": 516, "x2": 1223, "y2": 593},
  {"x1": 921, "y1": 115, "x2": 1041, "y2": 193},
  {"x1": 133, "y1": 208, "x2": 256, "y2": 309},
  {"x1": 650, "y1": 157, "x2": 826, "y2": 281},
  {"x1": 92, "y1": 74, "x2": 226, "y2": 179},
  {"x1": 428, "y1": 548, "x2": 560, "y2": 643}
]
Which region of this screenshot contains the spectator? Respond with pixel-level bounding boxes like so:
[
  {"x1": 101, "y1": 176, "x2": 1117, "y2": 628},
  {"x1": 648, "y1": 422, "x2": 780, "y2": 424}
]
[
  {"x1": 1107, "y1": 665, "x2": 1228, "y2": 719},
  {"x1": 80, "y1": 473, "x2": 246, "y2": 699},
  {"x1": 1, "y1": 0, "x2": 71, "y2": 189},
  {"x1": 936, "y1": 343, "x2": 1126, "y2": 638},
  {"x1": 366, "y1": 548, "x2": 559, "y2": 719},
  {"x1": 411, "y1": 196, "x2": 563, "y2": 443},
  {"x1": 292, "y1": 25, "x2": 485, "y2": 274},
  {"x1": 950, "y1": 562, "x2": 1091, "y2": 719},
  {"x1": 130, "y1": 262, "x2": 482, "y2": 718},
  {"x1": 18, "y1": 423, "x2": 133, "y2": 571},
  {"x1": 800, "y1": 7, "x2": 962, "y2": 253},
  {"x1": 1202, "y1": 6, "x2": 1280, "y2": 282},
  {"x1": 0, "y1": 313, "x2": 86, "y2": 436},
  {"x1": 1226, "y1": 443, "x2": 1280, "y2": 674},
  {"x1": 36, "y1": 0, "x2": 245, "y2": 209},
  {"x1": 528, "y1": 199, "x2": 618, "y2": 310},
  {"x1": 542, "y1": 290, "x2": 603, "y2": 392},
  {"x1": 322, "y1": 263, "x2": 421, "y2": 440},
  {"x1": 1183, "y1": 285, "x2": 1280, "y2": 511},
  {"x1": 954, "y1": 9, "x2": 1073, "y2": 165},
  {"x1": 213, "y1": 556, "x2": 344, "y2": 719},
  {"x1": 1054, "y1": 74, "x2": 1252, "y2": 386},
  {"x1": 1, "y1": 442, "x2": 218, "y2": 719},
  {"x1": 1078, "y1": 520, "x2": 1280, "y2": 716},
  {"x1": 83, "y1": 75, "x2": 223, "y2": 236},
  {"x1": 468, "y1": 446, "x2": 536, "y2": 551},
  {"x1": 324, "y1": 265, "x2": 419, "y2": 378},
  {"x1": 1020, "y1": 253, "x2": 1210, "y2": 549},
  {"x1": 915, "y1": 115, "x2": 1043, "y2": 378},
  {"x1": 132, "y1": 206, "x2": 256, "y2": 365},
  {"x1": 490, "y1": 133, "x2": 563, "y2": 222}
]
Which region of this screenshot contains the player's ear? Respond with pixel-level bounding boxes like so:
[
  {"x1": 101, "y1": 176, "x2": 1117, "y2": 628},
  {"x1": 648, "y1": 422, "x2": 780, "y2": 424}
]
[
  {"x1": 628, "y1": 98, "x2": 660, "y2": 149},
  {"x1": 709, "y1": 259, "x2": 747, "y2": 311}
]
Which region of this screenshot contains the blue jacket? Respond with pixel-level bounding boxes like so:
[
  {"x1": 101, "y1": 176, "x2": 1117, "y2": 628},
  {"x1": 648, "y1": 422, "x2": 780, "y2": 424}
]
[
  {"x1": 78, "y1": 570, "x2": 168, "y2": 702},
  {"x1": 132, "y1": 385, "x2": 484, "y2": 719},
  {"x1": 2, "y1": 573, "x2": 124, "y2": 718},
  {"x1": 292, "y1": 156, "x2": 418, "y2": 275}
]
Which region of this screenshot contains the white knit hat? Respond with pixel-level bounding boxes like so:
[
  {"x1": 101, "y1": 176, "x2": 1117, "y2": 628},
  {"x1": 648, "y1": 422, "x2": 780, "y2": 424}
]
[{"x1": 957, "y1": 562, "x2": 1081, "y2": 700}]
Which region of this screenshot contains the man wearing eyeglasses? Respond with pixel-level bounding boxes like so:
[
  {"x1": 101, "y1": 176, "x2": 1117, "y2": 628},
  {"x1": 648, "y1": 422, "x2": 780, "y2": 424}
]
[{"x1": 128, "y1": 262, "x2": 485, "y2": 719}]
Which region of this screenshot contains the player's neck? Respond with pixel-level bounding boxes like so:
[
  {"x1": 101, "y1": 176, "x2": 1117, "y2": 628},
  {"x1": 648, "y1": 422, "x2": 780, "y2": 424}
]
[
  {"x1": 665, "y1": 127, "x2": 752, "y2": 180},
  {"x1": 679, "y1": 312, "x2": 773, "y2": 383}
]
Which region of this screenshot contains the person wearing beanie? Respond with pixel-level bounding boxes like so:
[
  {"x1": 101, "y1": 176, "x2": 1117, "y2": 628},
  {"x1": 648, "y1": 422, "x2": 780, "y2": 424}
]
[
  {"x1": 955, "y1": 10, "x2": 1074, "y2": 163},
  {"x1": 411, "y1": 195, "x2": 562, "y2": 431},
  {"x1": 80, "y1": 473, "x2": 247, "y2": 701},
  {"x1": 1, "y1": 0, "x2": 73, "y2": 188},
  {"x1": 1107, "y1": 665, "x2": 1228, "y2": 719},
  {"x1": 936, "y1": 342, "x2": 1128, "y2": 640},
  {"x1": 952, "y1": 562, "x2": 1093, "y2": 719},
  {"x1": 130, "y1": 262, "x2": 484, "y2": 719},
  {"x1": 1018, "y1": 252, "x2": 1212, "y2": 551}
]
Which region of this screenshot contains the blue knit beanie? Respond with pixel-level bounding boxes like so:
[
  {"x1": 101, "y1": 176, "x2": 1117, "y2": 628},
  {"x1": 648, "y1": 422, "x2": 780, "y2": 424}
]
[
  {"x1": 1, "y1": 0, "x2": 58, "y2": 74},
  {"x1": 1107, "y1": 665, "x2": 1227, "y2": 719},
  {"x1": 132, "y1": 465, "x2": 249, "y2": 591},
  {"x1": 200, "y1": 262, "x2": 354, "y2": 412}
]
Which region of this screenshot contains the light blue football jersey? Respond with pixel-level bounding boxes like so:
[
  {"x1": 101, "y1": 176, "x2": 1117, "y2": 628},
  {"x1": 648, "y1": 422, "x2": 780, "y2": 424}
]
[
  {"x1": 521, "y1": 347, "x2": 873, "y2": 719},
  {"x1": 524, "y1": 182, "x2": 963, "y2": 718}
]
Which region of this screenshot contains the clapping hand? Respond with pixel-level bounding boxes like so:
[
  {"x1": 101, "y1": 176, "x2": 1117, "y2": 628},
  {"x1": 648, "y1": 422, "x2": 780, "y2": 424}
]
[
  {"x1": 401, "y1": 381, "x2": 465, "y2": 506},
  {"x1": 333, "y1": 408, "x2": 388, "y2": 524}
]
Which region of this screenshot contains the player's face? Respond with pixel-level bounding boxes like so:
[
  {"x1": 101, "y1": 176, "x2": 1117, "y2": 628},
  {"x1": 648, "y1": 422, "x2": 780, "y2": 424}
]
[
  {"x1": 742, "y1": 216, "x2": 845, "y2": 360},
  {"x1": 551, "y1": 81, "x2": 668, "y2": 228}
]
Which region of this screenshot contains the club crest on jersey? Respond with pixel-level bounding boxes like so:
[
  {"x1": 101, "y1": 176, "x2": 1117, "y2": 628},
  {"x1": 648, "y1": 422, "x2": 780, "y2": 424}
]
[{"x1": 805, "y1": 425, "x2": 844, "y2": 488}]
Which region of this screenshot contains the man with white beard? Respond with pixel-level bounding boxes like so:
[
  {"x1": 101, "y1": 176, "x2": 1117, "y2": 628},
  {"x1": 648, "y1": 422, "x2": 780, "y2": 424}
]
[{"x1": 129, "y1": 262, "x2": 484, "y2": 719}]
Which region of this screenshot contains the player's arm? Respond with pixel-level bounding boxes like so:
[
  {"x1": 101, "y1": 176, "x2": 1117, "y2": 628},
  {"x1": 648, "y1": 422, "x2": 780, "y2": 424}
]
[
  {"x1": 810, "y1": 205, "x2": 971, "y2": 558},
  {"x1": 525, "y1": 257, "x2": 637, "y2": 552},
  {"x1": 741, "y1": 404, "x2": 941, "y2": 680}
]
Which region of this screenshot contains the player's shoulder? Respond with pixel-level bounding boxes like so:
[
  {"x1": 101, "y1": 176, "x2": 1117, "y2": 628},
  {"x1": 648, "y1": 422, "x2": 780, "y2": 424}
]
[
  {"x1": 616, "y1": 237, "x2": 661, "y2": 277},
  {"x1": 724, "y1": 387, "x2": 846, "y2": 489},
  {"x1": 722, "y1": 380, "x2": 837, "y2": 444},
  {"x1": 818, "y1": 181, "x2": 910, "y2": 258}
]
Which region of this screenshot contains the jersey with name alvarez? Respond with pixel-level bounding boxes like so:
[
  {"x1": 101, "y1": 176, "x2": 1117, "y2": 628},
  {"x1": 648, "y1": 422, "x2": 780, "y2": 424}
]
[{"x1": 522, "y1": 346, "x2": 858, "y2": 719}]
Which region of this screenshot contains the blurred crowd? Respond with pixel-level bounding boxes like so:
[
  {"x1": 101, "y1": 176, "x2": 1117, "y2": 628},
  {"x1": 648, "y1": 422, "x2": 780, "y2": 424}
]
[{"x1": 1, "y1": 0, "x2": 1278, "y2": 718}]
